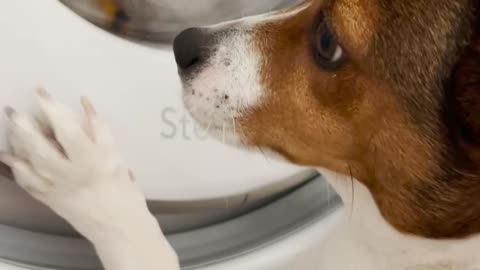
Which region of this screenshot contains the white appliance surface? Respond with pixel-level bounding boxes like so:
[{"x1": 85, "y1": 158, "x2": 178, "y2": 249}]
[{"x1": 0, "y1": 0, "x2": 305, "y2": 201}]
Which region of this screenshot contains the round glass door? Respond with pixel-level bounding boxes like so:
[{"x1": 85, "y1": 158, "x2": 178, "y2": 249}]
[{"x1": 61, "y1": 0, "x2": 301, "y2": 42}]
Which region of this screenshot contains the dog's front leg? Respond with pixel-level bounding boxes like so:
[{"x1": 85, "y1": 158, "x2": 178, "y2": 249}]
[{"x1": 1, "y1": 90, "x2": 179, "y2": 270}]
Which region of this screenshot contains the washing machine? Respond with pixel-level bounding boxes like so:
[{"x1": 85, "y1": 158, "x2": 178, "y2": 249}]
[{"x1": 0, "y1": 1, "x2": 342, "y2": 269}]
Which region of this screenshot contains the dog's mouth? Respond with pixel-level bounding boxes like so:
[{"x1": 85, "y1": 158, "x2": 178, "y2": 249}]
[
  {"x1": 179, "y1": 63, "x2": 252, "y2": 145},
  {"x1": 184, "y1": 99, "x2": 245, "y2": 145},
  {"x1": 192, "y1": 115, "x2": 236, "y2": 134}
]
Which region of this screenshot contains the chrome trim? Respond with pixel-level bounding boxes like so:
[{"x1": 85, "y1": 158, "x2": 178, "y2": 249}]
[
  {"x1": 0, "y1": 175, "x2": 341, "y2": 269},
  {"x1": 0, "y1": 170, "x2": 316, "y2": 236},
  {"x1": 60, "y1": 0, "x2": 302, "y2": 42}
]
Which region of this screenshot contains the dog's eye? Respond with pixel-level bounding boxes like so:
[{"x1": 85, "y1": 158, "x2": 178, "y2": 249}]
[{"x1": 313, "y1": 19, "x2": 345, "y2": 69}]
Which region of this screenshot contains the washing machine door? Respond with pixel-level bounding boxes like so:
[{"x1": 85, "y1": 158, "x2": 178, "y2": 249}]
[
  {"x1": 61, "y1": 0, "x2": 302, "y2": 42},
  {"x1": 0, "y1": 1, "x2": 341, "y2": 269},
  {"x1": 0, "y1": 0, "x2": 307, "y2": 201}
]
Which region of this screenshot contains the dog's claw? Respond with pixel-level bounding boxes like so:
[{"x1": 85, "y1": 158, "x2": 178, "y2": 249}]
[
  {"x1": 4, "y1": 107, "x2": 16, "y2": 119},
  {"x1": 0, "y1": 153, "x2": 18, "y2": 167},
  {"x1": 36, "y1": 88, "x2": 51, "y2": 99},
  {"x1": 81, "y1": 96, "x2": 96, "y2": 116}
]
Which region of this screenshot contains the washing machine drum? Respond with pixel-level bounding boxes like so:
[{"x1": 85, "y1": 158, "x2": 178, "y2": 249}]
[
  {"x1": 0, "y1": 1, "x2": 340, "y2": 269},
  {"x1": 62, "y1": 0, "x2": 301, "y2": 41}
]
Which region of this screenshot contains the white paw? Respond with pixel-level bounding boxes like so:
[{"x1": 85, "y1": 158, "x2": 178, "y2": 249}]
[{"x1": 1, "y1": 90, "x2": 148, "y2": 241}]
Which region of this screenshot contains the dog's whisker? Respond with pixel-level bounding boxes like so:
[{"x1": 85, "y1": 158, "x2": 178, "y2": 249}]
[
  {"x1": 232, "y1": 119, "x2": 237, "y2": 138},
  {"x1": 200, "y1": 110, "x2": 216, "y2": 136},
  {"x1": 222, "y1": 121, "x2": 226, "y2": 144},
  {"x1": 204, "y1": 118, "x2": 214, "y2": 134},
  {"x1": 348, "y1": 164, "x2": 355, "y2": 220},
  {"x1": 229, "y1": 109, "x2": 238, "y2": 139},
  {"x1": 327, "y1": 179, "x2": 331, "y2": 208},
  {"x1": 258, "y1": 146, "x2": 272, "y2": 165},
  {"x1": 230, "y1": 109, "x2": 249, "y2": 147}
]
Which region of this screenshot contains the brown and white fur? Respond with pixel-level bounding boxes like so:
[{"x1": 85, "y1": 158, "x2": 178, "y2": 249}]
[{"x1": 3, "y1": 0, "x2": 480, "y2": 269}]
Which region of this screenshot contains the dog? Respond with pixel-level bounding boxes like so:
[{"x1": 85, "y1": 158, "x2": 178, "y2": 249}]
[{"x1": 3, "y1": 0, "x2": 480, "y2": 269}]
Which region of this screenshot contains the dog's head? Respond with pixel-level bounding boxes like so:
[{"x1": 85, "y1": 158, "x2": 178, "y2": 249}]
[{"x1": 173, "y1": 0, "x2": 480, "y2": 239}]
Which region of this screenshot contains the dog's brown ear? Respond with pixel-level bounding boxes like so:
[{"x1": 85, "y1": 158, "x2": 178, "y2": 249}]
[{"x1": 452, "y1": 10, "x2": 480, "y2": 159}]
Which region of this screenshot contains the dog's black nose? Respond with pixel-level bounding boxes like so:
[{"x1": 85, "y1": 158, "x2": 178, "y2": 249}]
[{"x1": 173, "y1": 28, "x2": 213, "y2": 72}]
